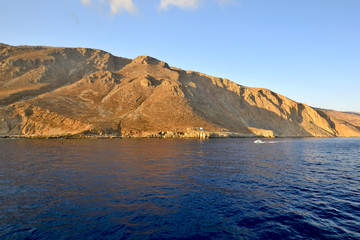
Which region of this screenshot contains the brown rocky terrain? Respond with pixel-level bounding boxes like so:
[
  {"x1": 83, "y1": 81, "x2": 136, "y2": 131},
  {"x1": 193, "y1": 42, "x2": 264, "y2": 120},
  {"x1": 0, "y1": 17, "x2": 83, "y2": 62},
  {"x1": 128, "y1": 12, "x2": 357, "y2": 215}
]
[{"x1": 1, "y1": 43, "x2": 360, "y2": 138}]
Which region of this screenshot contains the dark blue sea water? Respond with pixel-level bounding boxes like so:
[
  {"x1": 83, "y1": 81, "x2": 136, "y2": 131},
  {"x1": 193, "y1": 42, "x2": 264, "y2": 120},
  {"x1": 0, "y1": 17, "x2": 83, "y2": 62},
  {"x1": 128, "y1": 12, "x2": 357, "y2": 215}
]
[{"x1": 0, "y1": 138, "x2": 359, "y2": 239}]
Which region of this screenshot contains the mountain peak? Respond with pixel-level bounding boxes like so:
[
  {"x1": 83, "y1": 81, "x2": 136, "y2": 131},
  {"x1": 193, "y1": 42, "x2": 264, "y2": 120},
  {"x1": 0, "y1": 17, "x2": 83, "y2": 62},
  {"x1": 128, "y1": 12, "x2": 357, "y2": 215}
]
[{"x1": 132, "y1": 55, "x2": 170, "y2": 69}]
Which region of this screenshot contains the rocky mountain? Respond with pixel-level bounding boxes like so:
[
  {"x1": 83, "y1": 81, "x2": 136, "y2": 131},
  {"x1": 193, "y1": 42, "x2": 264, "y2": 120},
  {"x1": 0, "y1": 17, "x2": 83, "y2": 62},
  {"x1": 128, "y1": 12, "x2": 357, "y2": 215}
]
[{"x1": 1, "y1": 43, "x2": 360, "y2": 138}]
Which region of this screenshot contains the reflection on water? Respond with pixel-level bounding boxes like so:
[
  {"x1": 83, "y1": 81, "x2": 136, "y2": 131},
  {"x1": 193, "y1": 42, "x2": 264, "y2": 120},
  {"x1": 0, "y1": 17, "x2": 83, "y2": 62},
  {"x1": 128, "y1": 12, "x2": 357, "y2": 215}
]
[{"x1": 0, "y1": 138, "x2": 360, "y2": 239}]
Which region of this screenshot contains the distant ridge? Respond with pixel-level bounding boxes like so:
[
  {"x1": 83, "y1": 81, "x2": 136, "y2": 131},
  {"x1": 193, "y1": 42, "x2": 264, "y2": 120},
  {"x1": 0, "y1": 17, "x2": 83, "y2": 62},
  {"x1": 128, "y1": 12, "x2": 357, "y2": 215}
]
[
  {"x1": 1, "y1": 44, "x2": 360, "y2": 138},
  {"x1": 344, "y1": 112, "x2": 360, "y2": 116}
]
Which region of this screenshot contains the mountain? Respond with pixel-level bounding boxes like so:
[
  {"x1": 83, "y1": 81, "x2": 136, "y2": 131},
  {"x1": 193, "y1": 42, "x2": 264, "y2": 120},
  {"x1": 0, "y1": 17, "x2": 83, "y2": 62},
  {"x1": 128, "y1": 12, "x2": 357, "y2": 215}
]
[{"x1": 1, "y1": 44, "x2": 360, "y2": 138}]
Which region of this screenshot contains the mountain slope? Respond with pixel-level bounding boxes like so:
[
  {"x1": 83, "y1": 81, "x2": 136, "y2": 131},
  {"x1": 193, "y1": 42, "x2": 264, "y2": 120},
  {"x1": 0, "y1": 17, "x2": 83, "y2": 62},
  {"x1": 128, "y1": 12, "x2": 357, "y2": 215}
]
[{"x1": 1, "y1": 44, "x2": 359, "y2": 138}]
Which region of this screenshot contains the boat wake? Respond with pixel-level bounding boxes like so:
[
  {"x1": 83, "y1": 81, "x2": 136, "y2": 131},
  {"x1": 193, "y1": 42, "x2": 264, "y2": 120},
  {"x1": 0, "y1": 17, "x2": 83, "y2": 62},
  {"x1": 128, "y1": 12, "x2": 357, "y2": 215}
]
[{"x1": 254, "y1": 139, "x2": 278, "y2": 144}]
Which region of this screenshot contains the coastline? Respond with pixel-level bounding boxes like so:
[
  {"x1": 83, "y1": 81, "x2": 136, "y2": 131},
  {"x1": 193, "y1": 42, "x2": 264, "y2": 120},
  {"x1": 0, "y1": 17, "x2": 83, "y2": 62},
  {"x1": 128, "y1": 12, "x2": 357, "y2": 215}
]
[
  {"x1": 0, "y1": 130, "x2": 344, "y2": 139},
  {"x1": 0, "y1": 130, "x2": 274, "y2": 139}
]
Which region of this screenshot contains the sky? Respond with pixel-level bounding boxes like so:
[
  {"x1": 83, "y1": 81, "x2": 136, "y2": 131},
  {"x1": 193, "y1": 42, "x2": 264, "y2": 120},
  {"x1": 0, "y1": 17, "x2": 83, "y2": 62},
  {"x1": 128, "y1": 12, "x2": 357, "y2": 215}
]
[{"x1": 1, "y1": 0, "x2": 359, "y2": 112}]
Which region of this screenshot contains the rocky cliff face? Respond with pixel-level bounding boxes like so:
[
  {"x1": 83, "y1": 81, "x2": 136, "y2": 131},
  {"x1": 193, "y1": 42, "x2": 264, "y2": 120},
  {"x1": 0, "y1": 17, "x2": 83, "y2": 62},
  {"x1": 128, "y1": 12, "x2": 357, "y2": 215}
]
[{"x1": 1, "y1": 43, "x2": 360, "y2": 138}]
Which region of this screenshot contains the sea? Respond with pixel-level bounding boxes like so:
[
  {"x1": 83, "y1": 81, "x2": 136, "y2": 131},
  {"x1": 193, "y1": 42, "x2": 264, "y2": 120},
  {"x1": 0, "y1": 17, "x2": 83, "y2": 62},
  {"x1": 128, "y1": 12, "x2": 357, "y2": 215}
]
[{"x1": 0, "y1": 138, "x2": 359, "y2": 240}]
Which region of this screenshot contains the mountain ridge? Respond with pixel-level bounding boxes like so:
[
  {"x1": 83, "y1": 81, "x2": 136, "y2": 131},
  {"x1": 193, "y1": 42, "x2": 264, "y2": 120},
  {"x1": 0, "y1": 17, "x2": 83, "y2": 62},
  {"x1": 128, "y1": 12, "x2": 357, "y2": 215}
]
[{"x1": 1, "y1": 44, "x2": 360, "y2": 138}]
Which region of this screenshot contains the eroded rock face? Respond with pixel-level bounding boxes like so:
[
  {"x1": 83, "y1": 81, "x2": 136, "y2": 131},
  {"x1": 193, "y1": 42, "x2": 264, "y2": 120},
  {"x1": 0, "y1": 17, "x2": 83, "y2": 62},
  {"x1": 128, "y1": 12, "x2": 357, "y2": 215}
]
[{"x1": 1, "y1": 44, "x2": 360, "y2": 138}]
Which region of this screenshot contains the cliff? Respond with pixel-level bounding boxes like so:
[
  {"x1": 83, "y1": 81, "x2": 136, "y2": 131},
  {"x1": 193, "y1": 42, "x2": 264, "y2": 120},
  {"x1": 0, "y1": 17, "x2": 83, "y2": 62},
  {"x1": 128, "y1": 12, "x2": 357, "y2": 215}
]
[{"x1": 1, "y1": 44, "x2": 360, "y2": 138}]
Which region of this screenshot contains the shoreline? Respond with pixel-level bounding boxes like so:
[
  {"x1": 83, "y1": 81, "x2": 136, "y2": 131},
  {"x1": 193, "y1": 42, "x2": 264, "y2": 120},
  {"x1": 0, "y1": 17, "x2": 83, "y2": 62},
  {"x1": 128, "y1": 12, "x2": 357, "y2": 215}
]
[
  {"x1": 0, "y1": 132, "x2": 347, "y2": 140},
  {"x1": 0, "y1": 130, "x2": 275, "y2": 139}
]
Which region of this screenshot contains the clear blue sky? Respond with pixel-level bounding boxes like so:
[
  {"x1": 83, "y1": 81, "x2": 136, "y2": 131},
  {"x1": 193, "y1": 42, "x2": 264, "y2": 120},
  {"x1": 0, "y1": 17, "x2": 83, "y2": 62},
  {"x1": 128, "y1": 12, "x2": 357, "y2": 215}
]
[{"x1": 1, "y1": 0, "x2": 359, "y2": 111}]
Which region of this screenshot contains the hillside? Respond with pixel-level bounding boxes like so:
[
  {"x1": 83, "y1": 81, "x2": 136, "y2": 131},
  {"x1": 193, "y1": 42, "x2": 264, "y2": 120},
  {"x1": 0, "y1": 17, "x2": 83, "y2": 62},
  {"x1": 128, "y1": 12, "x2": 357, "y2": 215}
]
[{"x1": 1, "y1": 44, "x2": 360, "y2": 138}]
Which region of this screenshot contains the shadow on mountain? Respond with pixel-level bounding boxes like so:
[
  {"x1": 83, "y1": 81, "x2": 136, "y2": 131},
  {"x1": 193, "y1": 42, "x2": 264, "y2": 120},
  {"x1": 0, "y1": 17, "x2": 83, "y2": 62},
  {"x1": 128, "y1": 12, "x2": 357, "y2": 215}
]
[{"x1": 177, "y1": 70, "x2": 315, "y2": 137}]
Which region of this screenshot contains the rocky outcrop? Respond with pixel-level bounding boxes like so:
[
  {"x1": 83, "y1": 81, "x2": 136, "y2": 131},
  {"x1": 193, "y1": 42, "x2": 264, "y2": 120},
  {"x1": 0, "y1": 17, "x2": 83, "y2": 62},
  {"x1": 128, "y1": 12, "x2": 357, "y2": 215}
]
[{"x1": 1, "y1": 44, "x2": 360, "y2": 138}]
